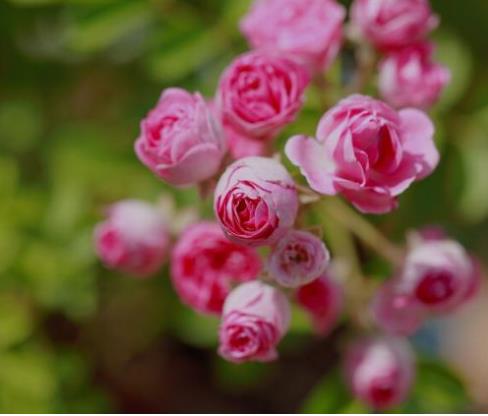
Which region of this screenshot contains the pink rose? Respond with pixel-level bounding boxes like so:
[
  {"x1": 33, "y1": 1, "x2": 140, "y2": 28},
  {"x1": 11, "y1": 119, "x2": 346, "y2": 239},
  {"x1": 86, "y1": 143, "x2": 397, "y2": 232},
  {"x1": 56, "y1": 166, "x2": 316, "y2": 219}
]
[
  {"x1": 296, "y1": 272, "x2": 343, "y2": 335},
  {"x1": 345, "y1": 337, "x2": 415, "y2": 411},
  {"x1": 225, "y1": 123, "x2": 268, "y2": 159},
  {"x1": 214, "y1": 157, "x2": 299, "y2": 247},
  {"x1": 285, "y1": 95, "x2": 439, "y2": 214},
  {"x1": 371, "y1": 279, "x2": 425, "y2": 336},
  {"x1": 218, "y1": 281, "x2": 290, "y2": 363},
  {"x1": 268, "y1": 230, "x2": 330, "y2": 288},
  {"x1": 216, "y1": 51, "x2": 310, "y2": 141},
  {"x1": 170, "y1": 222, "x2": 262, "y2": 315},
  {"x1": 135, "y1": 88, "x2": 225, "y2": 186},
  {"x1": 398, "y1": 239, "x2": 480, "y2": 313},
  {"x1": 379, "y1": 42, "x2": 451, "y2": 109},
  {"x1": 94, "y1": 200, "x2": 170, "y2": 277},
  {"x1": 240, "y1": 0, "x2": 345, "y2": 72},
  {"x1": 351, "y1": 0, "x2": 438, "y2": 51}
]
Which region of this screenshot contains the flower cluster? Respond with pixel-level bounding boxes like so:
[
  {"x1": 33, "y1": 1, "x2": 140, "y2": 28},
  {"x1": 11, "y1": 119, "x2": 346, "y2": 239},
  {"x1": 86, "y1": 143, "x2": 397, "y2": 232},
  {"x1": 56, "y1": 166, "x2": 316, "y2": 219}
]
[{"x1": 92, "y1": 0, "x2": 481, "y2": 411}]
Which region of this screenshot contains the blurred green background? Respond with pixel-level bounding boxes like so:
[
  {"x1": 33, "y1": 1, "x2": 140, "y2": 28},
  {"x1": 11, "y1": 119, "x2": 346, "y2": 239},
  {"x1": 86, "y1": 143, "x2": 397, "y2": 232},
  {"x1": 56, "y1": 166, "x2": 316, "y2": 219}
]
[{"x1": 1, "y1": 0, "x2": 488, "y2": 412}]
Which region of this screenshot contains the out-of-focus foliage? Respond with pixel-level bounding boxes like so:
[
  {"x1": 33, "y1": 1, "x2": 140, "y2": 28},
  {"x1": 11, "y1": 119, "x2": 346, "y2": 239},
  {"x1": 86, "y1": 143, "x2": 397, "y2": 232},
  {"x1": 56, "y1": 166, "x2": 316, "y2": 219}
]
[{"x1": 0, "y1": 0, "x2": 487, "y2": 412}]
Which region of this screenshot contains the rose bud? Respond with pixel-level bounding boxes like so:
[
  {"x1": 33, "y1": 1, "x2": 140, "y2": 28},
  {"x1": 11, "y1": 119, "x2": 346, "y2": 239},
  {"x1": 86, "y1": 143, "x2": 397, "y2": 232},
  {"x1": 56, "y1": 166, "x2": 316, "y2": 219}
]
[
  {"x1": 345, "y1": 337, "x2": 415, "y2": 411},
  {"x1": 296, "y1": 272, "x2": 343, "y2": 335},
  {"x1": 398, "y1": 239, "x2": 480, "y2": 313},
  {"x1": 285, "y1": 95, "x2": 439, "y2": 214},
  {"x1": 268, "y1": 229, "x2": 330, "y2": 288},
  {"x1": 170, "y1": 222, "x2": 262, "y2": 315},
  {"x1": 215, "y1": 51, "x2": 310, "y2": 142},
  {"x1": 379, "y1": 42, "x2": 451, "y2": 109},
  {"x1": 372, "y1": 279, "x2": 426, "y2": 336},
  {"x1": 351, "y1": 0, "x2": 439, "y2": 51},
  {"x1": 94, "y1": 200, "x2": 170, "y2": 277},
  {"x1": 135, "y1": 88, "x2": 225, "y2": 187},
  {"x1": 214, "y1": 157, "x2": 299, "y2": 247},
  {"x1": 240, "y1": 0, "x2": 345, "y2": 73},
  {"x1": 218, "y1": 281, "x2": 290, "y2": 363}
]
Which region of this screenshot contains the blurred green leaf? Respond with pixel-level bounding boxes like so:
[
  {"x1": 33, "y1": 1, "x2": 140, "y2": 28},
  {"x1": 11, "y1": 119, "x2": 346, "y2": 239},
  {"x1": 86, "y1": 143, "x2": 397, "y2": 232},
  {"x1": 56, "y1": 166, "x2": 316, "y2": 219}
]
[
  {"x1": 0, "y1": 293, "x2": 33, "y2": 349},
  {"x1": 0, "y1": 100, "x2": 42, "y2": 152}
]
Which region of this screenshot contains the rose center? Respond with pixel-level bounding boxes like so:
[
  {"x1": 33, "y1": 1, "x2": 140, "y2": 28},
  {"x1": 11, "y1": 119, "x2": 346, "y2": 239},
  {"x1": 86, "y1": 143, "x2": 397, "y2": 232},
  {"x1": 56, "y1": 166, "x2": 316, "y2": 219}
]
[{"x1": 415, "y1": 270, "x2": 456, "y2": 305}]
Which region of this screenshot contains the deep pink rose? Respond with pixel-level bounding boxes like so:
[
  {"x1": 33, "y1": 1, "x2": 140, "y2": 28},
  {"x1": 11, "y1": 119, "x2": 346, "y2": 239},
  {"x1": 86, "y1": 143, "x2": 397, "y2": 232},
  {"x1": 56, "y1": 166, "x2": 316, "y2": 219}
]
[
  {"x1": 135, "y1": 88, "x2": 225, "y2": 186},
  {"x1": 240, "y1": 0, "x2": 345, "y2": 72},
  {"x1": 216, "y1": 51, "x2": 310, "y2": 141},
  {"x1": 296, "y1": 272, "x2": 343, "y2": 335},
  {"x1": 345, "y1": 337, "x2": 415, "y2": 411},
  {"x1": 218, "y1": 281, "x2": 290, "y2": 363},
  {"x1": 379, "y1": 42, "x2": 451, "y2": 109},
  {"x1": 94, "y1": 200, "x2": 170, "y2": 277},
  {"x1": 351, "y1": 0, "x2": 438, "y2": 51},
  {"x1": 214, "y1": 157, "x2": 299, "y2": 247},
  {"x1": 268, "y1": 230, "x2": 330, "y2": 288},
  {"x1": 285, "y1": 95, "x2": 439, "y2": 214},
  {"x1": 170, "y1": 222, "x2": 262, "y2": 315},
  {"x1": 398, "y1": 239, "x2": 479, "y2": 313}
]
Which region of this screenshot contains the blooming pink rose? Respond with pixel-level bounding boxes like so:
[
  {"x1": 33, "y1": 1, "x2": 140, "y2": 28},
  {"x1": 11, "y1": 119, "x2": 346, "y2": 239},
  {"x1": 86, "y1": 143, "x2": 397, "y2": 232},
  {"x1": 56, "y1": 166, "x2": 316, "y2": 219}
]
[
  {"x1": 94, "y1": 200, "x2": 170, "y2": 277},
  {"x1": 240, "y1": 0, "x2": 345, "y2": 72},
  {"x1": 219, "y1": 281, "x2": 290, "y2": 363},
  {"x1": 379, "y1": 42, "x2": 451, "y2": 109},
  {"x1": 216, "y1": 51, "x2": 310, "y2": 141},
  {"x1": 296, "y1": 272, "x2": 343, "y2": 335},
  {"x1": 351, "y1": 0, "x2": 438, "y2": 51},
  {"x1": 398, "y1": 239, "x2": 480, "y2": 313},
  {"x1": 268, "y1": 230, "x2": 330, "y2": 288},
  {"x1": 214, "y1": 157, "x2": 299, "y2": 247},
  {"x1": 345, "y1": 337, "x2": 415, "y2": 411},
  {"x1": 372, "y1": 279, "x2": 425, "y2": 336},
  {"x1": 170, "y1": 222, "x2": 262, "y2": 315},
  {"x1": 285, "y1": 95, "x2": 439, "y2": 214},
  {"x1": 135, "y1": 88, "x2": 225, "y2": 186}
]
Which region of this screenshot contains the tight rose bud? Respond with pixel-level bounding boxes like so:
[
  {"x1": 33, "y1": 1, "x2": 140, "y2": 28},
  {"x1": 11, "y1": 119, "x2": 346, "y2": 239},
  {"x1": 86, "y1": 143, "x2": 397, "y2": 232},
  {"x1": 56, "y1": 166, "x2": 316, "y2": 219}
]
[
  {"x1": 216, "y1": 51, "x2": 310, "y2": 141},
  {"x1": 372, "y1": 279, "x2": 426, "y2": 336},
  {"x1": 351, "y1": 0, "x2": 438, "y2": 51},
  {"x1": 286, "y1": 95, "x2": 439, "y2": 214},
  {"x1": 296, "y1": 273, "x2": 343, "y2": 335},
  {"x1": 214, "y1": 157, "x2": 299, "y2": 247},
  {"x1": 399, "y1": 239, "x2": 479, "y2": 313},
  {"x1": 379, "y1": 42, "x2": 451, "y2": 109},
  {"x1": 170, "y1": 222, "x2": 262, "y2": 315},
  {"x1": 135, "y1": 88, "x2": 225, "y2": 186},
  {"x1": 268, "y1": 230, "x2": 330, "y2": 288},
  {"x1": 345, "y1": 337, "x2": 415, "y2": 411},
  {"x1": 219, "y1": 281, "x2": 290, "y2": 363},
  {"x1": 240, "y1": 0, "x2": 345, "y2": 72},
  {"x1": 94, "y1": 200, "x2": 170, "y2": 277}
]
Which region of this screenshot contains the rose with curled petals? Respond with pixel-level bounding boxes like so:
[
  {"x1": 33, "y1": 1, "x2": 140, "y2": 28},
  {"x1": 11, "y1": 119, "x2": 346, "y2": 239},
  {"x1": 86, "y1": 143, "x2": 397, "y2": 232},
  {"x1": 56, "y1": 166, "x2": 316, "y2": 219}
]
[
  {"x1": 268, "y1": 229, "x2": 330, "y2": 288},
  {"x1": 214, "y1": 157, "x2": 298, "y2": 247},
  {"x1": 285, "y1": 94, "x2": 439, "y2": 214},
  {"x1": 240, "y1": 0, "x2": 345, "y2": 72},
  {"x1": 218, "y1": 281, "x2": 290, "y2": 363},
  {"x1": 135, "y1": 88, "x2": 225, "y2": 186},
  {"x1": 216, "y1": 51, "x2": 310, "y2": 141}
]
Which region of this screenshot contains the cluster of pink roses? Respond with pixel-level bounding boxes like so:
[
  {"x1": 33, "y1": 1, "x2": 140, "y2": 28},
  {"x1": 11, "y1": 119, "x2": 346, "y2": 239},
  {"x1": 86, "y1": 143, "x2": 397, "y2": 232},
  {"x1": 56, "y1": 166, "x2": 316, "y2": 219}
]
[{"x1": 93, "y1": 0, "x2": 480, "y2": 411}]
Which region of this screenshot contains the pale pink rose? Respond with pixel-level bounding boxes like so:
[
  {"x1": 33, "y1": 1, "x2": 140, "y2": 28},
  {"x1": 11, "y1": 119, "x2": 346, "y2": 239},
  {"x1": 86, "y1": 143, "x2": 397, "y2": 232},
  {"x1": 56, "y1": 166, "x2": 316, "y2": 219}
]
[
  {"x1": 268, "y1": 230, "x2": 330, "y2": 288},
  {"x1": 351, "y1": 0, "x2": 438, "y2": 51},
  {"x1": 372, "y1": 279, "x2": 425, "y2": 336},
  {"x1": 219, "y1": 281, "x2": 290, "y2": 363},
  {"x1": 379, "y1": 42, "x2": 451, "y2": 109},
  {"x1": 225, "y1": 123, "x2": 268, "y2": 159},
  {"x1": 398, "y1": 239, "x2": 480, "y2": 313},
  {"x1": 135, "y1": 88, "x2": 225, "y2": 186},
  {"x1": 214, "y1": 157, "x2": 299, "y2": 247},
  {"x1": 240, "y1": 0, "x2": 345, "y2": 72},
  {"x1": 94, "y1": 200, "x2": 170, "y2": 277},
  {"x1": 285, "y1": 95, "x2": 439, "y2": 214},
  {"x1": 295, "y1": 272, "x2": 343, "y2": 335},
  {"x1": 345, "y1": 337, "x2": 415, "y2": 411},
  {"x1": 216, "y1": 51, "x2": 310, "y2": 141},
  {"x1": 170, "y1": 222, "x2": 262, "y2": 315}
]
